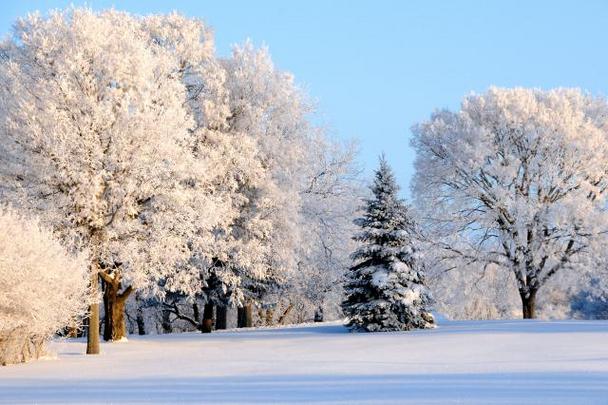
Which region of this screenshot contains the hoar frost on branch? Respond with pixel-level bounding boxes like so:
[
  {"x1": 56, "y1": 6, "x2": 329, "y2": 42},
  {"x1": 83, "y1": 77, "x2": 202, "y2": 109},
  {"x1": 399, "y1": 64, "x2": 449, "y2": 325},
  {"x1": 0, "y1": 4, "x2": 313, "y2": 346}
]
[{"x1": 296, "y1": 137, "x2": 363, "y2": 321}]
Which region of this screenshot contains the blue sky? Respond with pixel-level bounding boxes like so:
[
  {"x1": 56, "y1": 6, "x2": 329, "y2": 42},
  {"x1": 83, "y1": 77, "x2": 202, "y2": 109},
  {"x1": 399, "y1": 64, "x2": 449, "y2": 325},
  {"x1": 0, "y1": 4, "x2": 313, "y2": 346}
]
[{"x1": 1, "y1": 1, "x2": 607, "y2": 195}]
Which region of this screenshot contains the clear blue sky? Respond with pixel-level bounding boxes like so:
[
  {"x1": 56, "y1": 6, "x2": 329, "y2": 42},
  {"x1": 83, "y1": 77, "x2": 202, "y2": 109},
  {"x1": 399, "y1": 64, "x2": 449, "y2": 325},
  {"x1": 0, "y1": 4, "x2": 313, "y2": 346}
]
[{"x1": 1, "y1": 1, "x2": 607, "y2": 195}]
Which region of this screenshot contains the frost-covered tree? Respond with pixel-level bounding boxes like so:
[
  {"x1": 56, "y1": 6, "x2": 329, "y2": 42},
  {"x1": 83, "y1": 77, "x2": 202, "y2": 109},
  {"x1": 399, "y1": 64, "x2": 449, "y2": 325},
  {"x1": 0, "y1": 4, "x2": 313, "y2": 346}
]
[
  {"x1": 0, "y1": 9, "x2": 211, "y2": 351},
  {"x1": 343, "y1": 157, "x2": 434, "y2": 332},
  {"x1": 219, "y1": 42, "x2": 307, "y2": 323},
  {"x1": 412, "y1": 87, "x2": 608, "y2": 319},
  {"x1": 0, "y1": 209, "x2": 89, "y2": 365},
  {"x1": 294, "y1": 138, "x2": 362, "y2": 322},
  {"x1": 141, "y1": 14, "x2": 267, "y2": 332},
  {"x1": 427, "y1": 259, "x2": 521, "y2": 320}
]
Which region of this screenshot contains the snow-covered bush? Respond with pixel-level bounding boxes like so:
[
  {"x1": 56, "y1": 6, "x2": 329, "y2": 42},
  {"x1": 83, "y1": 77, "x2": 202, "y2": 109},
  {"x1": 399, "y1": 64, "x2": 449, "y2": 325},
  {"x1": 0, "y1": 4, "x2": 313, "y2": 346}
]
[
  {"x1": 0, "y1": 210, "x2": 89, "y2": 365},
  {"x1": 430, "y1": 260, "x2": 582, "y2": 320},
  {"x1": 343, "y1": 157, "x2": 434, "y2": 332}
]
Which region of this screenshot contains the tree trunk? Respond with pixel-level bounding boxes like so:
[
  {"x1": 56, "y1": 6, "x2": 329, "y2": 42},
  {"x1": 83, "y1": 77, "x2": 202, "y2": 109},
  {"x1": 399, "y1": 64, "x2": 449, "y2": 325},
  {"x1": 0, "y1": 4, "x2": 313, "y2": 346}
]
[
  {"x1": 201, "y1": 302, "x2": 214, "y2": 333},
  {"x1": 314, "y1": 305, "x2": 324, "y2": 322},
  {"x1": 520, "y1": 289, "x2": 538, "y2": 319},
  {"x1": 161, "y1": 309, "x2": 173, "y2": 334},
  {"x1": 86, "y1": 270, "x2": 100, "y2": 355},
  {"x1": 216, "y1": 306, "x2": 227, "y2": 330},
  {"x1": 277, "y1": 302, "x2": 294, "y2": 325},
  {"x1": 193, "y1": 302, "x2": 200, "y2": 324},
  {"x1": 237, "y1": 303, "x2": 253, "y2": 328},
  {"x1": 135, "y1": 296, "x2": 146, "y2": 335},
  {"x1": 265, "y1": 307, "x2": 274, "y2": 326},
  {"x1": 100, "y1": 271, "x2": 133, "y2": 341}
]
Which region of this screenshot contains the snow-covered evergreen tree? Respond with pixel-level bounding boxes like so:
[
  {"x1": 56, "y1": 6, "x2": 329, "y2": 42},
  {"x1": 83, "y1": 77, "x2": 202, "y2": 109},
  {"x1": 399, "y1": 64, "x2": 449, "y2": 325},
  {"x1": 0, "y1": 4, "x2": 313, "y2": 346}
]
[{"x1": 343, "y1": 156, "x2": 434, "y2": 332}]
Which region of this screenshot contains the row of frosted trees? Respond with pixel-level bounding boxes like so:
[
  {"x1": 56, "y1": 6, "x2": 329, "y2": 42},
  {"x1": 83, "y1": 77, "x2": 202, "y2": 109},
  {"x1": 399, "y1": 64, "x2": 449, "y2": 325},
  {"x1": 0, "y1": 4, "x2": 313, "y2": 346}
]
[{"x1": 0, "y1": 9, "x2": 362, "y2": 364}]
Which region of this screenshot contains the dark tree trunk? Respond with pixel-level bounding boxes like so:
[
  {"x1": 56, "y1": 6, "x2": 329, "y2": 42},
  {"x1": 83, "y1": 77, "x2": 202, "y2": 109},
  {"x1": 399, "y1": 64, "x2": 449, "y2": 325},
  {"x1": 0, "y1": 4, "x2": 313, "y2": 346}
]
[
  {"x1": 201, "y1": 303, "x2": 214, "y2": 333},
  {"x1": 314, "y1": 305, "x2": 324, "y2": 322},
  {"x1": 237, "y1": 306, "x2": 245, "y2": 328},
  {"x1": 100, "y1": 271, "x2": 133, "y2": 341},
  {"x1": 193, "y1": 302, "x2": 201, "y2": 324},
  {"x1": 520, "y1": 289, "x2": 538, "y2": 319},
  {"x1": 86, "y1": 271, "x2": 100, "y2": 355},
  {"x1": 136, "y1": 299, "x2": 146, "y2": 336},
  {"x1": 161, "y1": 309, "x2": 173, "y2": 334},
  {"x1": 216, "y1": 306, "x2": 228, "y2": 330},
  {"x1": 237, "y1": 303, "x2": 253, "y2": 328}
]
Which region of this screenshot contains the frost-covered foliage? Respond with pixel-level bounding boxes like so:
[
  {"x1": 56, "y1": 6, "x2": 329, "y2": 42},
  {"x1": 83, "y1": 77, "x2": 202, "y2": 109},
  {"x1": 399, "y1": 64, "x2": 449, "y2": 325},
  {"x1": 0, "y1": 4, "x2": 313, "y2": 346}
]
[
  {"x1": 412, "y1": 87, "x2": 608, "y2": 319},
  {"x1": 0, "y1": 8, "x2": 208, "y2": 297},
  {"x1": 0, "y1": 7, "x2": 363, "y2": 343},
  {"x1": 0, "y1": 9, "x2": 239, "y2": 346},
  {"x1": 343, "y1": 157, "x2": 434, "y2": 332},
  {"x1": 294, "y1": 138, "x2": 363, "y2": 321},
  {"x1": 216, "y1": 43, "x2": 363, "y2": 319},
  {"x1": 0, "y1": 209, "x2": 88, "y2": 365},
  {"x1": 216, "y1": 42, "x2": 305, "y2": 307},
  {"x1": 139, "y1": 14, "x2": 263, "y2": 306},
  {"x1": 430, "y1": 258, "x2": 583, "y2": 320}
]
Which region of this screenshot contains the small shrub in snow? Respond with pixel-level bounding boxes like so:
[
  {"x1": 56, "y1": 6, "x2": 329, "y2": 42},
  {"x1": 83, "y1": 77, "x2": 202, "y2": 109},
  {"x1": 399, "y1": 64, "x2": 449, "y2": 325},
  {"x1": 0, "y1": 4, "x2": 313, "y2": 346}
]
[
  {"x1": 342, "y1": 157, "x2": 434, "y2": 332},
  {"x1": 0, "y1": 210, "x2": 89, "y2": 365}
]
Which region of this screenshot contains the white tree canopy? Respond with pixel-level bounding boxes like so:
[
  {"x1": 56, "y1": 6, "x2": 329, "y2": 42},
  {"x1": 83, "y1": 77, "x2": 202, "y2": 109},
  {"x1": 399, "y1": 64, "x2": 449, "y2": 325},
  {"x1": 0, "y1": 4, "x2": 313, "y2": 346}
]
[
  {"x1": 0, "y1": 9, "x2": 220, "y2": 297},
  {"x1": 412, "y1": 87, "x2": 608, "y2": 318}
]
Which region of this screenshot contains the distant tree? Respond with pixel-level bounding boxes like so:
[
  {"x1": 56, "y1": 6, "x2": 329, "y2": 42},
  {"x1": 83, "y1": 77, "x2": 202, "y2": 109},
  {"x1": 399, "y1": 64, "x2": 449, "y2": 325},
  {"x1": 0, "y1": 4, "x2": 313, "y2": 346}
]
[
  {"x1": 343, "y1": 156, "x2": 434, "y2": 332},
  {"x1": 294, "y1": 137, "x2": 362, "y2": 322},
  {"x1": 142, "y1": 15, "x2": 270, "y2": 333},
  {"x1": 412, "y1": 87, "x2": 608, "y2": 319},
  {"x1": 0, "y1": 209, "x2": 88, "y2": 365},
  {"x1": 220, "y1": 42, "x2": 309, "y2": 323}
]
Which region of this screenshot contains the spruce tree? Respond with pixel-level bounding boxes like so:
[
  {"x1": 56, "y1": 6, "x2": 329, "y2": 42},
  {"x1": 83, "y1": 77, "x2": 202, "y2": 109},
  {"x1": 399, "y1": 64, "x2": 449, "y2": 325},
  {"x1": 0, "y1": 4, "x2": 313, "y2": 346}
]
[{"x1": 342, "y1": 156, "x2": 434, "y2": 332}]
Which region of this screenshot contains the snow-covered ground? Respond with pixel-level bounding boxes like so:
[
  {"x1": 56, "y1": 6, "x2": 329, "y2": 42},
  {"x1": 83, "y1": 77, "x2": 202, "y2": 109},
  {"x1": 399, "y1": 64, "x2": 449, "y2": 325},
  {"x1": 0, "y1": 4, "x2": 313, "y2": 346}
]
[{"x1": 1, "y1": 319, "x2": 608, "y2": 404}]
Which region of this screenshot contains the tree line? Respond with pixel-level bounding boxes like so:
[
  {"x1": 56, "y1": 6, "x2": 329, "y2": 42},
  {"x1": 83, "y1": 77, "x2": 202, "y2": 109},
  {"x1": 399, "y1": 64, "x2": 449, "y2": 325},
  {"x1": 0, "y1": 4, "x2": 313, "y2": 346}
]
[{"x1": 0, "y1": 8, "x2": 361, "y2": 363}]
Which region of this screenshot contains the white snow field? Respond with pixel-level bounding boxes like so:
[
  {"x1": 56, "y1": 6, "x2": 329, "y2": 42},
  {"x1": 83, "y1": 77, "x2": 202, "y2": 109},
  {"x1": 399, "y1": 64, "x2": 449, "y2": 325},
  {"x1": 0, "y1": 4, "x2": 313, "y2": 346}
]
[{"x1": 1, "y1": 319, "x2": 608, "y2": 404}]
